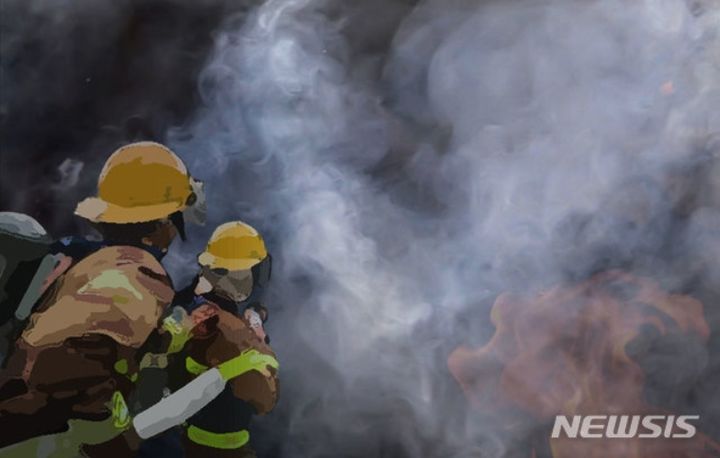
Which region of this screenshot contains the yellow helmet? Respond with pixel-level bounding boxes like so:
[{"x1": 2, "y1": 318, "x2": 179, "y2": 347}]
[
  {"x1": 198, "y1": 221, "x2": 268, "y2": 271},
  {"x1": 75, "y1": 142, "x2": 193, "y2": 224}
]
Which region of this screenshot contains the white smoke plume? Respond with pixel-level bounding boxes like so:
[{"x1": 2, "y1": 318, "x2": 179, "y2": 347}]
[{"x1": 164, "y1": 0, "x2": 720, "y2": 456}]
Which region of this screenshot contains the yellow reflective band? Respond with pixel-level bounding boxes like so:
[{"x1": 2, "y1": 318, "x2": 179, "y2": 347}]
[
  {"x1": 186, "y1": 425, "x2": 250, "y2": 450},
  {"x1": 185, "y1": 356, "x2": 209, "y2": 375},
  {"x1": 113, "y1": 359, "x2": 129, "y2": 375},
  {"x1": 114, "y1": 359, "x2": 138, "y2": 382},
  {"x1": 217, "y1": 349, "x2": 279, "y2": 382},
  {"x1": 111, "y1": 391, "x2": 131, "y2": 430}
]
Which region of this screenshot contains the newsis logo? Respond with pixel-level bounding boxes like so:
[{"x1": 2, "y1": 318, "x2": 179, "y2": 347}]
[{"x1": 551, "y1": 415, "x2": 700, "y2": 439}]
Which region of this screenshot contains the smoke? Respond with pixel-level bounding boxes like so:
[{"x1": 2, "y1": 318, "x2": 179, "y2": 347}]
[
  {"x1": 162, "y1": 0, "x2": 720, "y2": 456},
  {"x1": 1, "y1": 0, "x2": 719, "y2": 455},
  {"x1": 0, "y1": 0, "x2": 256, "y2": 232}
]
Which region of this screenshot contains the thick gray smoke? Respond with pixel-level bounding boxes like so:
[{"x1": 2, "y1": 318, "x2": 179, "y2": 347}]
[
  {"x1": 1, "y1": 0, "x2": 719, "y2": 456},
  {"x1": 162, "y1": 0, "x2": 720, "y2": 456}
]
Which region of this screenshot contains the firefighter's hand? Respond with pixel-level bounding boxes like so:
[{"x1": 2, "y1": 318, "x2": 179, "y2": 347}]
[
  {"x1": 161, "y1": 307, "x2": 194, "y2": 354},
  {"x1": 217, "y1": 349, "x2": 279, "y2": 380}
]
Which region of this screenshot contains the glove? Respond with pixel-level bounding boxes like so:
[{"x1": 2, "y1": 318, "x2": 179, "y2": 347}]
[{"x1": 217, "y1": 348, "x2": 279, "y2": 380}]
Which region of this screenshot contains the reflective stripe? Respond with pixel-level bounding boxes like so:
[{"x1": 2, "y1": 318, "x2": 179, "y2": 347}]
[
  {"x1": 217, "y1": 349, "x2": 279, "y2": 381},
  {"x1": 140, "y1": 352, "x2": 169, "y2": 370},
  {"x1": 186, "y1": 425, "x2": 250, "y2": 450},
  {"x1": 114, "y1": 358, "x2": 138, "y2": 382},
  {"x1": 186, "y1": 356, "x2": 209, "y2": 375},
  {"x1": 186, "y1": 350, "x2": 278, "y2": 380},
  {"x1": 167, "y1": 330, "x2": 191, "y2": 354},
  {"x1": 111, "y1": 391, "x2": 131, "y2": 430},
  {"x1": 114, "y1": 358, "x2": 129, "y2": 375}
]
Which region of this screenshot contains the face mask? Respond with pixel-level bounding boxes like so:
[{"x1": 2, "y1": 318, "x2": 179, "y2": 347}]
[
  {"x1": 183, "y1": 178, "x2": 207, "y2": 227},
  {"x1": 200, "y1": 266, "x2": 254, "y2": 303}
]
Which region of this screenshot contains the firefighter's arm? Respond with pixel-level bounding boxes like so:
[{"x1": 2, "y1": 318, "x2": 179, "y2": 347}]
[
  {"x1": 211, "y1": 308, "x2": 280, "y2": 414},
  {"x1": 97, "y1": 348, "x2": 278, "y2": 446},
  {"x1": 226, "y1": 359, "x2": 279, "y2": 415},
  {"x1": 130, "y1": 349, "x2": 278, "y2": 439}
]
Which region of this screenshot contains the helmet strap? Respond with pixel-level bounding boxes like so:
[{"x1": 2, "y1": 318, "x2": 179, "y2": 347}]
[{"x1": 169, "y1": 212, "x2": 187, "y2": 242}]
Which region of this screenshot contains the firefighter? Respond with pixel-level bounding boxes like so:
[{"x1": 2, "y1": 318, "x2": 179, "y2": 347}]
[
  {"x1": 0, "y1": 141, "x2": 204, "y2": 454},
  {"x1": 133, "y1": 220, "x2": 279, "y2": 458}
]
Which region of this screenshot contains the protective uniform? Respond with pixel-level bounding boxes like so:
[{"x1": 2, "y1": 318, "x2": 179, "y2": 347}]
[
  {"x1": 0, "y1": 246, "x2": 173, "y2": 449},
  {"x1": 0, "y1": 142, "x2": 202, "y2": 454},
  {"x1": 173, "y1": 299, "x2": 278, "y2": 457},
  {"x1": 139, "y1": 221, "x2": 279, "y2": 458}
]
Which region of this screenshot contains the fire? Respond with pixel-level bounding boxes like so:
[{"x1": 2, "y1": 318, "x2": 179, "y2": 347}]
[{"x1": 448, "y1": 270, "x2": 719, "y2": 457}]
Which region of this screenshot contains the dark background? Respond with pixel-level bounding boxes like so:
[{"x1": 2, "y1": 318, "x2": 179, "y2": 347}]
[{"x1": 2, "y1": 1, "x2": 719, "y2": 457}]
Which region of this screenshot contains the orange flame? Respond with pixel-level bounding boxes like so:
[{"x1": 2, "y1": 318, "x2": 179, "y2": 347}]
[{"x1": 448, "y1": 270, "x2": 719, "y2": 457}]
